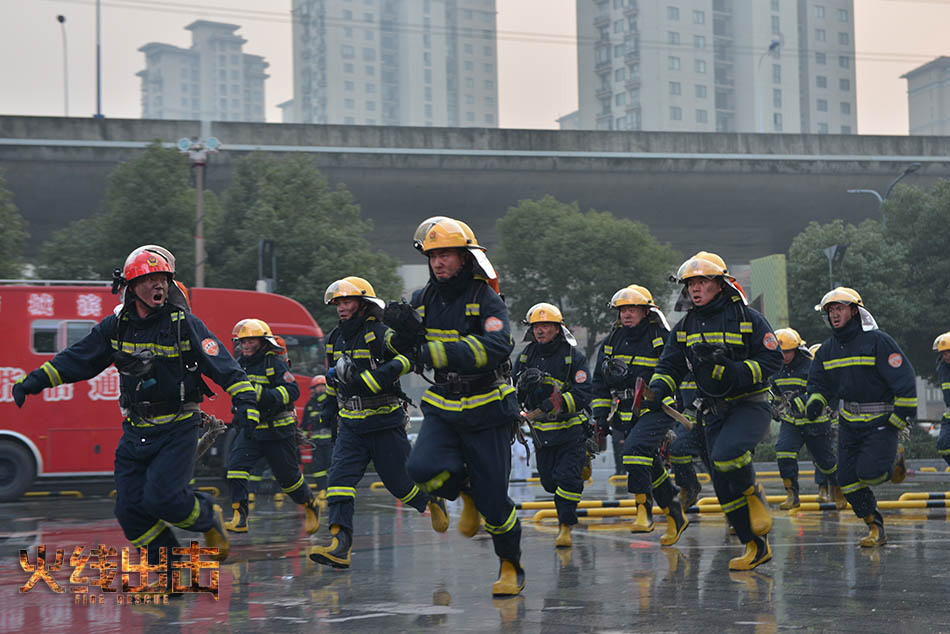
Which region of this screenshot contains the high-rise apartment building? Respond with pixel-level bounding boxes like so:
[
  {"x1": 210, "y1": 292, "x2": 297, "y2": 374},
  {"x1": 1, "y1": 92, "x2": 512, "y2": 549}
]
[
  {"x1": 902, "y1": 57, "x2": 950, "y2": 136},
  {"x1": 571, "y1": 0, "x2": 855, "y2": 133},
  {"x1": 282, "y1": 0, "x2": 498, "y2": 127},
  {"x1": 138, "y1": 21, "x2": 268, "y2": 122}
]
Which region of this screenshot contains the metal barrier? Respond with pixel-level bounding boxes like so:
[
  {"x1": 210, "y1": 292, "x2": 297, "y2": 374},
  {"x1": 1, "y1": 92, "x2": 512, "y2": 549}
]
[
  {"x1": 24, "y1": 490, "x2": 83, "y2": 499},
  {"x1": 608, "y1": 473, "x2": 710, "y2": 485}
]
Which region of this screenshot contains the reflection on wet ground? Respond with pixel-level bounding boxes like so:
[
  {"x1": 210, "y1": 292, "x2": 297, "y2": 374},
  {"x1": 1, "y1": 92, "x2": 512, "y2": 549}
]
[{"x1": 5, "y1": 463, "x2": 950, "y2": 633}]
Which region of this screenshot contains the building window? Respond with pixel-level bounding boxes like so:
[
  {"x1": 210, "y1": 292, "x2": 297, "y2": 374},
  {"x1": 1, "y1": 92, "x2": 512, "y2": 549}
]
[
  {"x1": 484, "y1": 46, "x2": 493, "y2": 56},
  {"x1": 363, "y1": 48, "x2": 376, "y2": 61},
  {"x1": 669, "y1": 81, "x2": 681, "y2": 95},
  {"x1": 614, "y1": 43, "x2": 626, "y2": 58},
  {"x1": 693, "y1": 10, "x2": 705, "y2": 24},
  {"x1": 484, "y1": 79, "x2": 494, "y2": 89},
  {"x1": 838, "y1": 9, "x2": 849, "y2": 22},
  {"x1": 615, "y1": 67, "x2": 626, "y2": 81},
  {"x1": 773, "y1": 112, "x2": 783, "y2": 132},
  {"x1": 669, "y1": 56, "x2": 680, "y2": 70},
  {"x1": 840, "y1": 102, "x2": 851, "y2": 114},
  {"x1": 695, "y1": 84, "x2": 707, "y2": 98},
  {"x1": 839, "y1": 78, "x2": 850, "y2": 91},
  {"x1": 344, "y1": 63, "x2": 354, "y2": 73},
  {"x1": 366, "y1": 100, "x2": 376, "y2": 111},
  {"x1": 364, "y1": 30, "x2": 374, "y2": 41},
  {"x1": 344, "y1": 98, "x2": 355, "y2": 109},
  {"x1": 466, "y1": 111, "x2": 475, "y2": 122},
  {"x1": 464, "y1": 43, "x2": 474, "y2": 54},
  {"x1": 773, "y1": 88, "x2": 782, "y2": 108},
  {"x1": 817, "y1": 122, "x2": 828, "y2": 134},
  {"x1": 614, "y1": 20, "x2": 625, "y2": 33},
  {"x1": 816, "y1": 52, "x2": 826, "y2": 65},
  {"x1": 770, "y1": 0, "x2": 779, "y2": 11},
  {"x1": 365, "y1": 65, "x2": 375, "y2": 75},
  {"x1": 464, "y1": 60, "x2": 473, "y2": 71},
  {"x1": 342, "y1": 45, "x2": 355, "y2": 59},
  {"x1": 366, "y1": 83, "x2": 376, "y2": 93},
  {"x1": 816, "y1": 75, "x2": 827, "y2": 88},
  {"x1": 425, "y1": 87, "x2": 432, "y2": 100},
  {"x1": 424, "y1": 104, "x2": 432, "y2": 117},
  {"x1": 343, "y1": 9, "x2": 353, "y2": 20},
  {"x1": 695, "y1": 59, "x2": 706, "y2": 74},
  {"x1": 670, "y1": 106, "x2": 682, "y2": 120},
  {"x1": 839, "y1": 56, "x2": 850, "y2": 69},
  {"x1": 668, "y1": 31, "x2": 680, "y2": 45},
  {"x1": 694, "y1": 35, "x2": 705, "y2": 49},
  {"x1": 815, "y1": 28, "x2": 825, "y2": 42},
  {"x1": 344, "y1": 27, "x2": 353, "y2": 38},
  {"x1": 838, "y1": 32, "x2": 849, "y2": 45},
  {"x1": 484, "y1": 63, "x2": 494, "y2": 72},
  {"x1": 815, "y1": 5, "x2": 825, "y2": 19},
  {"x1": 465, "y1": 94, "x2": 475, "y2": 104},
  {"x1": 817, "y1": 99, "x2": 828, "y2": 112},
  {"x1": 345, "y1": 80, "x2": 354, "y2": 91},
  {"x1": 771, "y1": 15, "x2": 780, "y2": 35},
  {"x1": 485, "y1": 95, "x2": 494, "y2": 105},
  {"x1": 667, "y1": 6, "x2": 679, "y2": 20},
  {"x1": 841, "y1": 125, "x2": 851, "y2": 133},
  {"x1": 465, "y1": 78, "x2": 474, "y2": 89},
  {"x1": 616, "y1": 92, "x2": 626, "y2": 106},
  {"x1": 696, "y1": 109, "x2": 708, "y2": 123},
  {"x1": 772, "y1": 64, "x2": 781, "y2": 83},
  {"x1": 485, "y1": 113, "x2": 494, "y2": 124}
]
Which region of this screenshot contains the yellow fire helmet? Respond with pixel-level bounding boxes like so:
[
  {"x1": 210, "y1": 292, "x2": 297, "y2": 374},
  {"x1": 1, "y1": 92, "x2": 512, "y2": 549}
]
[
  {"x1": 808, "y1": 343, "x2": 822, "y2": 357},
  {"x1": 933, "y1": 332, "x2": 950, "y2": 352},
  {"x1": 774, "y1": 327, "x2": 806, "y2": 351},
  {"x1": 522, "y1": 302, "x2": 576, "y2": 346},
  {"x1": 674, "y1": 251, "x2": 747, "y2": 306},
  {"x1": 412, "y1": 216, "x2": 497, "y2": 283},
  {"x1": 233, "y1": 318, "x2": 281, "y2": 348},
  {"x1": 323, "y1": 276, "x2": 386, "y2": 309},
  {"x1": 815, "y1": 287, "x2": 878, "y2": 331},
  {"x1": 609, "y1": 284, "x2": 671, "y2": 330}
]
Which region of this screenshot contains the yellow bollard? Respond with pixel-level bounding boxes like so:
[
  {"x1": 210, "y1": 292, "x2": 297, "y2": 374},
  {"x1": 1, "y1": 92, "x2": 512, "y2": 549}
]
[
  {"x1": 898, "y1": 492, "x2": 950, "y2": 501},
  {"x1": 370, "y1": 481, "x2": 385, "y2": 490}
]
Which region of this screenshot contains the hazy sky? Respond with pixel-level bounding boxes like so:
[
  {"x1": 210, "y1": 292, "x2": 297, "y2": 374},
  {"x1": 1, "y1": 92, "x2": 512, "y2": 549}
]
[{"x1": 0, "y1": 0, "x2": 947, "y2": 134}]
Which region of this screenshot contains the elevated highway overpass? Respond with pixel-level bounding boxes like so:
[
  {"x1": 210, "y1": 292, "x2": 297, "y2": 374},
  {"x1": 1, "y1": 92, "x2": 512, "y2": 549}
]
[{"x1": 2, "y1": 115, "x2": 948, "y2": 264}]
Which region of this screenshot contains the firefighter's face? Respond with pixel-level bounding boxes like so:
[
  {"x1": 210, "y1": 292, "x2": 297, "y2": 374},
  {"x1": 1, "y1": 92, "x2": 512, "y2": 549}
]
[
  {"x1": 532, "y1": 322, "x2": 559, "y2": 344},
  {"x1": 942, "y1": 350, "x2": 950, "y2": 364},
  {"x1": 826, "y1": 303, "x2": 853, "y2": 328},
  {"x1": 335, "y1": 297, "x2": 361, "y2": 321},
  {"x1": 312, "y1": 384, "x2": 326, "y2": 395},
  {"x1": 686, "y1": 276, "x2": 722, "y2": 306},
  {"x1": 132, "y1": 273, "x2": 170, "y2": 309},
  {"x1": 240, "y1": 338, "x2": 263, "y2": 356},
  {"x1": 428, "y1": 248, "x2": 465, "y2": 281},
  {"x1": 783, "y1": 349, "x2": 796, "y2": 364},
  {"x1": 619, "y1": 305, "x2": 646, "y2": 327}
]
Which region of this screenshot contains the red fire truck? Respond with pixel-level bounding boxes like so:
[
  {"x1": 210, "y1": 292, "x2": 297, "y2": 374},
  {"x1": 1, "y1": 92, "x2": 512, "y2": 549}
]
[{"x1": 0, "y1": 282, "x2": 324, "y2": 501}]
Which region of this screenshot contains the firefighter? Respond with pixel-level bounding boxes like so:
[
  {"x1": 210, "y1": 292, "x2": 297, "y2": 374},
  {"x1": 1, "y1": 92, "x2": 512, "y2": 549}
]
[
  {"x1": 771, "y1": 328, "x2": 843, "y2": 511},
  {"x1": 649, "y1": 252, "x2": 783, "y2": 570},
  {"x1": 12, "y1": 245, "x2": 248, "y2": 578},
  {"x1": 224, "y1": 319, "x2": 319, "y2": 535},
  {"x1": 591, "y1": 285, "x2": 671, "y2": 529},
  {"x1": 309, "y1": 276, "x2": 449, "y2": 569},
  {"x1": 397, "y1": 217, "x2": 525, "y2": 597},
  {"x1": 668, "y1": 374, "x2": 708, "y2": 510},
  {"x1": 806, "y1": 288, "x2": 917, "y2": 547},
  {"x1": 610, "y1": 286, "x2": 690, "y2": 545},
  {"x1": 513, "y1": 302, "x2": 592, "y2": 549},
  {"x1": 302, "y1": 375, "x2": 332, "y2": 500},
  {"x1": 934, "y1": 333, "x2": 950, "y2": 467}
]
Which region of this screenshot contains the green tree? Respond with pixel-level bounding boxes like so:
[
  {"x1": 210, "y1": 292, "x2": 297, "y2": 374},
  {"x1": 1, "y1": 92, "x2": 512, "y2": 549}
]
[
  {"x1": 0, "y1": 168, "x2": 29, "y2": 277},
  {"x1": 207, "y1": 153, "x2": 400, "y2": 327},
  {"x1": 496, "y1": 196, "x2": 680, "y2": 358},
  {"x1": 786, "y1": 219, "x2": 916, "y2": 365},
  {"x1": 882, "y1": 180, "x2": 950, "y2": 377},
  {"x1": 37, "y1": 142, "x2": 219, "y2": 285}
]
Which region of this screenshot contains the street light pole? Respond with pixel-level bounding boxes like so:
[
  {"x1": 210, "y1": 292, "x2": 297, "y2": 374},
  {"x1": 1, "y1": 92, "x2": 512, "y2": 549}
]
[
  {"x1": 56, "y1": 15, "x2": 68, "y2": 117},
  {"x1": 94, "y1": 0, "x2": 102, "y2": 118},
  {"x1": 846, "y1": 163, "x2": 922, "y2": 229},
  {"x1": 756, "y1": 39, "x2": 781, "y2": 133},
  {"x1": 178, "y1": 136, "x2": 221, "y2": 287}
]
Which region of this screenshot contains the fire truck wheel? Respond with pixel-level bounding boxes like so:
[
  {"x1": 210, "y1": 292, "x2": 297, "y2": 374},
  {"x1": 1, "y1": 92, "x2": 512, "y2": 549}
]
[{"x1": 0, "y1": 440, "x2": 36, "y2": 502}]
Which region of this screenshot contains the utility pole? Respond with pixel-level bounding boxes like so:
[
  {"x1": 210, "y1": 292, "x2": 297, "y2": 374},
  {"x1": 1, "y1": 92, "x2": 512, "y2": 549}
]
[{"x1": 178, "y1": 136, "x2": 221, "y2": 287}]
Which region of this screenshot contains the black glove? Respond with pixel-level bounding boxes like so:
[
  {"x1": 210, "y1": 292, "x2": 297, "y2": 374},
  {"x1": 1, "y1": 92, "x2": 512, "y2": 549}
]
[
  {"x1": 539, "y1": 397, "x2": 556, "y2": 413},
  {"x1": 233, "y1": 406, "x2": 254, "y2": 440},
  {"x1": 594, "y1": 417, "x2": 610, "y2": 434},
  {"x1": 894, "y1": 405, "x2": 915, "y2": 422},
  {"x1": 12, "y1": 373, "x2": 44, "y2": 408},
  {"x1": 647, "y1": 380, "x2": 672, "y2": 403},
  {"x1": 806, "y1": 397, "x2": 824, "y2": 421},
  {"x1": 415, "y1": 343, "x2": 433, "y2": 370},
  {"x1": 690, "y1": 342, "x2": 729, "y2": 368}
]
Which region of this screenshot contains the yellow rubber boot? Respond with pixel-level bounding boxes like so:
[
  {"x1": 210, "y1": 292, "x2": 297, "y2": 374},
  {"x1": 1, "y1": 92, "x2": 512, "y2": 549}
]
[
  {"x1": 816, "y1": 484, "x2": 832, "y2": 504},
  {"x1": 224, "y1": 501, "x2": 249, "y2": 533},
  {"x1": 859, "y1": 511, "x2": 886, "y2": 547},
  {"x1": 555, "y1": 523, "x2": 573, "y2": 548},
  {"x1": 630, "y1": 493, "x2": 655, "y2": 533},
  {"x1": 728, "y1": 536, "x2": 772, "y2": 571},
  {"x1": 659, "y1": 500, "x2": 689, "y2": 546},
  {"x1": 491, "y1": 559, "x2": 525, "y2": 597},
  {"x1": 831, "y1": 484, "x2": 848, "y2": 510},
  {"x1": 458, "y1": 492, "x2": 480, "y2": 538},
  {"x1": 779, "y1": 478, "x2": 800, "y2": 511},
  {"x1": 309, "y1": 524, "x2": 352, "y2": 568},
  {"x1": 203, "y1": 504, "x2": 230, "y2": 562},
  {"x1": 744, "y1": 484, "x2": 773, "y2": 536},
  {"x1": 303, "y1": 497, "x2": 321, "y2": 535},
  {"x1": 428, "y1": 496, "x2": 450, "y2": 533}
]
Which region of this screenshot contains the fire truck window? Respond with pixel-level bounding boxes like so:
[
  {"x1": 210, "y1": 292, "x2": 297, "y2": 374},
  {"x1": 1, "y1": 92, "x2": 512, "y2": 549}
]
[
  {"x1": 278, "y1": 335, "x2": 324, "y2": 375},
  {"x1": 63, "y1": 321, "x2": 96, "y2": 349},
  {"x1": 31, "y1": 320, "x2": 59, "y2": 354}
]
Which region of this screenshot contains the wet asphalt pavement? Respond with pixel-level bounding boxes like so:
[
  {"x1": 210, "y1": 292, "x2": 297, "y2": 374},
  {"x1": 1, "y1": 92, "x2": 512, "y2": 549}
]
[{"x1": 4, "y1": 461, "x2": 950, "y2": 634}]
